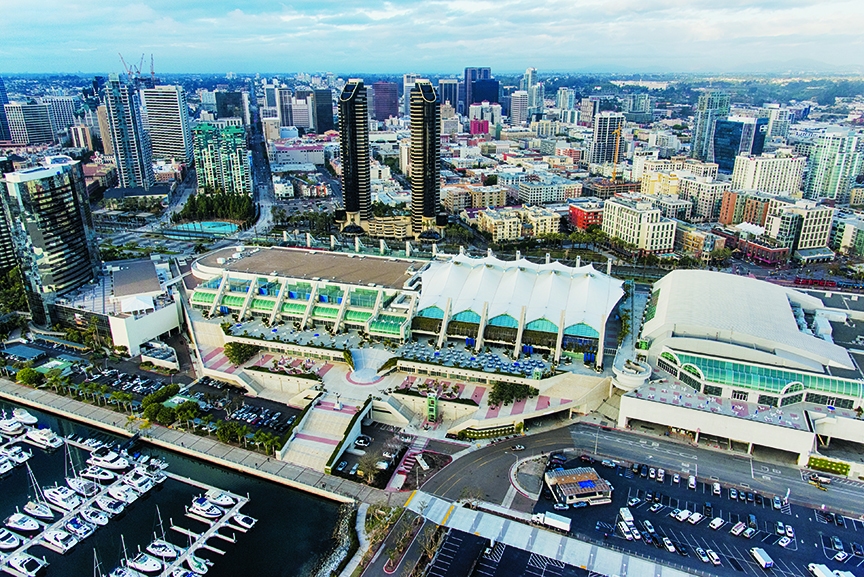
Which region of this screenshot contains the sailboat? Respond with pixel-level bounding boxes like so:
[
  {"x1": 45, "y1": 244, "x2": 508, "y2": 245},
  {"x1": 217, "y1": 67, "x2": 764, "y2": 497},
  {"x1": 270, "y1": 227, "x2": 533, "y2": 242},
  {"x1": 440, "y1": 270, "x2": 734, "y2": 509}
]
[
  {"x1": 23, "y1": 464, "x2": 54, "y2": 521},
  {"x1": 109, "y1": 536, "x2": 140, "y2": 577},
  {"x1": 65, "y1": 442, "x2": 99, "y2": 497},
  {"x1": 145, "y1": 506, "x2": 178, "y2": 559}
]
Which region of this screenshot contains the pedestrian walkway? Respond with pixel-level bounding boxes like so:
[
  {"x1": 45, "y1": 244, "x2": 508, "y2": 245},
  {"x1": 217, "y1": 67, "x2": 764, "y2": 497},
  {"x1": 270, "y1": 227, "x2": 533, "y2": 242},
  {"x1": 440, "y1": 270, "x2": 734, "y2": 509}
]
[{"x1": 404, "y1": 491, "x2": 694, "y2": 577}]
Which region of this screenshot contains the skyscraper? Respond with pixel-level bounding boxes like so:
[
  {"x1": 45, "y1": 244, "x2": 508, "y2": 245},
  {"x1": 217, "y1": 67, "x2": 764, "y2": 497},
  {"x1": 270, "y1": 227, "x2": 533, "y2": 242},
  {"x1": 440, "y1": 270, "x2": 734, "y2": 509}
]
[
  {"x1": 0, "y1": 156, "x2": 16, "y2": 272},
  {"x1": 0, "y1": 156, "x2": 100, "y2": 326},
  {"x1": 372, "y1": 82, "x2": 398, "y2": 121},
  {"x1": 710, "y1": 116, "x2": 768, "y2": 173},
  {"x1": 192, "y1": 123, "x2": 251, "y2": 194},
  {"x1": 590, "y1": 112, "x2": 626, "y2": 164},
  {"x1": 463, "y1": 67, "x2": 491, "y2": 109},
  {"x1": 4, "y1": 103, "x2": 54, "y2": 144},
  {"x1": 471, "y1": 79, "x2": 499, "y2": 105},
  {"x1": 803, "y1": 130, "x2": 862, "y2": 203},
  {"x1": 141, "y1": 85, "x2": 193, "y2": 163},
  {"x1": 402, "y1": 73, "x2": 419, "y2": 117},
  {"x1": 339, "y1": 80, "x2": 370, "y2": 227},
  {"x1": 409, "y1": 80, "x2": 441, "y2": 238},
  {"x1": 276, "y1": 87, "x2": 293, "y2": 127},
  {"x1": 105, "y1": 74, "x2": 154, "y2": 190},
  {"x1": 690, "y1": 90, "x2": 731, "y2": 162},
  {"x1": 263, "y1": 83, "x2": 278, "y2": 108},
  {"x1": 556, "y1": 88, "x2": 575, "y2": 110},
  {"x1": 312, "y1": 88, "x2": 334, "y2": 133},
  {"x1": 509, "y1": 91, "x2": 529, "y2": 125},
  {"x1": 215, "y1": 91, "x2": 246, "y2": 122},
  {"x1": 437, "y1": 79, "x2": 459, "y2": 111},
  {"x1": 0, "y1": 77, "x2": 9, "y2": 141},
  {"x1": 70, "y1": 125, "x2": 93, "y2": 151},
  {"x1": 527, "y1": 83, "x2": 545, "y2": 115},
  {"x1": 521, "y1": 68, "x2": 537, "y2": 91},
  {"x1": 41, "y1": 96, "x2": 79, "y2": 135},
  {"x1": 96, "y1": 104, "x2": 114, "y2": 156}
]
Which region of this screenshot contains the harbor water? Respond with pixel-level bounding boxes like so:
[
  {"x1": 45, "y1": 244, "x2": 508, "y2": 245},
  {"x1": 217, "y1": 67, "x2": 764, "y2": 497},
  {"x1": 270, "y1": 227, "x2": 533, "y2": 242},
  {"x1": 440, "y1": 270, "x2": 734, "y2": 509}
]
[{"x1": 0, "y1": 400, "x2": 346, "y2": 577}]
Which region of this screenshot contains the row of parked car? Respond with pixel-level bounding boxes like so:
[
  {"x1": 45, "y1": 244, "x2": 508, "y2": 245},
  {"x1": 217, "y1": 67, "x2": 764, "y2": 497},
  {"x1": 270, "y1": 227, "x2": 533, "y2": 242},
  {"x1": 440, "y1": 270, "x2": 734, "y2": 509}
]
[
  {"x1": 91, "y1": 369, "x2": 167, "y2": 397},
  {"x1": 228, "y1": 406, "x2": 296, "y2": 432}
]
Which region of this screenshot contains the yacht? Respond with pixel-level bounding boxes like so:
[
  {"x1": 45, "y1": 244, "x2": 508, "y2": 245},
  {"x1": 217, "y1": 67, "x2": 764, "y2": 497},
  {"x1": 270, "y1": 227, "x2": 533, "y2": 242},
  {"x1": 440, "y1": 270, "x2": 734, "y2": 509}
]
[
  {"x1": 25, "y1": 428, "x2": 63, "y2": 450},
  {"x1": 44, "y1": 485, "x2": 82, "y2": 511},
  {"x1": 41, "y1": 529, "x2": 78, "y2": 554},
  {"x1": 136, "y1": 463, "x2": 167, "y2": 484},
  {"x1": 172, "y1": 569, "x2": 198, "y2": 577},
  {"x1": 80, "y1": 508, "x2": 109, "y2": 526},
  {"x1": 0, "y1": 416, "x2": 24, "y2": 436},
  {"x1": 204, "y1": 489, "x2": 235, "y2": 507},
  {"x1": 108, "y1": 484, "x2": 139, "y2": 504},
  {"x1": 126, "y1": 552, "x2": 162, "y2": 574},
  {"x1": 23, "y1": 500, "x2": 53, "y2": 521},
  {"x1": 12, "y1": 408, "x2": 38, "y2": 426},
  {"x1": 185, "y1": 550, "x2": 210, "y2": 575},
  {"x1": 64, "y1": 515, "x2": 95, "y2": 540},
  {"x1": 123, "y1": 469, "x2": 155, "y2": 494},
  {"x1": 0, "y1": 528, "x2": 20, "y2": 550},
  {"x1": 66, "y1": 476, "x2": 100, "y2": 497},
  {"x1": 0, "y1": 456, "x2": 12, "y2": 476},
  {"x1": 189, "y1": 497, "x2": 222, "y2": 519},
  {"x1": 80, "y1": 465, "x2": 115, "y2": 483},
  {"x1": 95, "y1": 495, "x2": 125, "y2": 516},
  {"x1": 233, "y1": 513, "x2": 257, "y2": 530},
  {"x1": 110, "y1": 567, "x2": 140, "y2": 577},
  {"x1": 1, "y1": 445, "x2": 32, "y2": 465},
  {"x1": 146, "y1": 539, "x2": 178, "y2": 559},
  {"x1": 4, "y1": 512, "x2": 40, "y2": 534},
  {"x1": 6, "y1": 553, "x2": 48, "y2": 577},
  {"x1": 87, "y1": 447, "x2": 129, "y2": 470}
]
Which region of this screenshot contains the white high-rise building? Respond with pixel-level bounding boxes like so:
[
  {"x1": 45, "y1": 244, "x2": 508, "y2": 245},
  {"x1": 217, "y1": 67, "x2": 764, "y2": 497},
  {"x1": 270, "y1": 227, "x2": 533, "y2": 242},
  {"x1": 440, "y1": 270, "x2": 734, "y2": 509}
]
[
  {"x1": 556, "y1": 87, "x2": 575, "y2": 110},
  {"x1": 402, "y1": 73, "x2": 419, "y2": 117},
  {"x1": 731, "y1": 152, "x2": 806, "y2": 196},
  {"x1": 509, "y1": 91, "x2": 528, "y2": 125},
  {"x1": 803, "y1": 130, "x2": 862, "y2": 204},
  {"x1": 141, "y1": 85, "x2": 193, "y2": 163},
  {"x1": 468, "y1": 101, "x2": 502, "y2": 126},
  {"x1": 41, "y1": 96, "x2": 79, "y2": 135},
  {"x1": 4, "y1": 103, "x2": 54, "y2": 144}
]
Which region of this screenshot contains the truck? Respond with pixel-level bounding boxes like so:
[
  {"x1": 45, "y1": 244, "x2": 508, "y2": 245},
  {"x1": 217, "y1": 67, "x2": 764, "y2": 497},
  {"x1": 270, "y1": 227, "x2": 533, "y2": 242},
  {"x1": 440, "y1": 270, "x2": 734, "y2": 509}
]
[
  {"x1": 750, "y1": 547, "x2": 774, "y2": 569},
  {"x1": 806, "y1": 564, "x2": 834, "y2": 577},
  {"x1": 810, "y1": 473, "x2": 832, "y2": 485},
  {"x1": 531, "y1": 512, "x2": 571, "y2": 533},
  {"x1": 619, "y1": 507, "x2": 634, "y2": 527}
]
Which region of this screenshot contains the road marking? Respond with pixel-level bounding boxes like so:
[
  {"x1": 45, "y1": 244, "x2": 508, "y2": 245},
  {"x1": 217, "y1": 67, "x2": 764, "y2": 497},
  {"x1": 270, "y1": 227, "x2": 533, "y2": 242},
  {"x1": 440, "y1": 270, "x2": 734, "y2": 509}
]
[
  {"x1": 502, "y1": 484, "x2": 517, "y2": 508},
  {"x1": 441, "y1": 504, "x2": 456, "y2": 525}
]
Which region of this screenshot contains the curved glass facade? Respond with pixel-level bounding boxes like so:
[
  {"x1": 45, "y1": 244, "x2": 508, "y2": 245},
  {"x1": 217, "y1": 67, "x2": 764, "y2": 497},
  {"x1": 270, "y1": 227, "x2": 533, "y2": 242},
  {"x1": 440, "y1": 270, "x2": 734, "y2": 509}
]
[{"x1": 338, "y1": 80, "x2": 370, "y2": 221}]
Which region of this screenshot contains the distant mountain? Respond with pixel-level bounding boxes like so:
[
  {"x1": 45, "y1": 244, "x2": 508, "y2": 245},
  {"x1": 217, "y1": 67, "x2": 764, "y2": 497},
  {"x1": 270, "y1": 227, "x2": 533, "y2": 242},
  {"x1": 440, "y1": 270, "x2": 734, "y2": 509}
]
[{"x1": 719, "y1": 59, "x2": 864, "y2": 76}]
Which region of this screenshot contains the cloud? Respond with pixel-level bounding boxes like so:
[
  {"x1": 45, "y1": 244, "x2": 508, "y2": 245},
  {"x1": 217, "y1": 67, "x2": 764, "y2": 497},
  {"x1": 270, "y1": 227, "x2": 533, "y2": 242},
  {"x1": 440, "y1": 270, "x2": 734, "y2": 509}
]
[{"x1": 0, "y1": 0, "x2": 862, "y2": 73}]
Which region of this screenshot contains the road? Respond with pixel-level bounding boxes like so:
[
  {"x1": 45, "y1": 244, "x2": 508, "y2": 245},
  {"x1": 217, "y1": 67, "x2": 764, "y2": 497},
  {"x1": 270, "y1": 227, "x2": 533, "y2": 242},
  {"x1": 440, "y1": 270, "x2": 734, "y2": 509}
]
[{"x1": 423, "y1": 422, "x2": 864, "y2": 516}]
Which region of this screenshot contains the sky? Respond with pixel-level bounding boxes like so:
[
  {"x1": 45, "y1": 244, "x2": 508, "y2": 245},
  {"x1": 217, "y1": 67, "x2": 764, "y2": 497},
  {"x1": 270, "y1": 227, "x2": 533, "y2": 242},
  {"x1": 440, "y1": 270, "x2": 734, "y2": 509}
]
[{"x1": 2, "y1": 0, "x2": 863, "y2": 74}]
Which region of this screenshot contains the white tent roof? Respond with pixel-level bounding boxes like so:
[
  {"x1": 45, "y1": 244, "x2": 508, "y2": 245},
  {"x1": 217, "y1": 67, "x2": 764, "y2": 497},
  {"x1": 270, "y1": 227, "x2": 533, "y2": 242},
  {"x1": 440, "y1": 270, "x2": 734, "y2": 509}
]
[
  {"x1": 120, "y1": 295, "x2": 154, "y2": 313},
  {"x1": 417, "y1": 254, "x2": 624, "y2": 333}
]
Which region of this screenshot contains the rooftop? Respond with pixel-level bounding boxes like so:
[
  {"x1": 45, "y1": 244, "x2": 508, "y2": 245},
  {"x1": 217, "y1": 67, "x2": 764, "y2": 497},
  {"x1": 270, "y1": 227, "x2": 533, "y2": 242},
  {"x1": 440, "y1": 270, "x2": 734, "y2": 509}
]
[
  {"x1": 197, "y1": 246, "x2": 425, "y2": 289},
  {"x1": 113, "y1": 260, "x2": 162, "y2": 298},
  {"x1": 545, "y1": 467, "x2": 613, "y2": 497}
]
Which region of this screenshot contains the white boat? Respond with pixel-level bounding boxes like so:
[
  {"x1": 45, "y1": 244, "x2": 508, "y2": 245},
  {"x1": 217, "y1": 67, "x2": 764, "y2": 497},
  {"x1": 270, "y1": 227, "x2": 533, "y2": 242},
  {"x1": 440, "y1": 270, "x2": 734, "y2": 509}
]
[
  {"x1": 185, "y1": 550, "x2": 209, "y2": 575},
  {"x1": 0, "y1": 456, "x2": 12, "y2": 476},
  {"x1": 126, "y1": 552, "x2": 162, "y2": 574},
  {"x1": 233, "y1": 513, "x2": 257, "y2": 529},
  {"x1": 149, "y1": 457, "x2": 169, "y2": 470},
  {"x1": 80, "y1": 507, "x2": 109, "y2": 526},
  {"x1": 64, "y1": 515, "x2": 94, "y2": 540},
  {"x1": 87, "y1": 447, "x2": 129, "y2": 470},
  {"x1": 44, "y1": 485, "x2": 82, "y2": 511},
  {"x1": 41, "y1": 529, "x2": 77, "y2": 554},
  {"x1": 23, "y1": 500, "x2": 53, "y2": 521},
  {"x1": 110, "y1": 567, "x2": 141, "y2": 577},
  {"x1": 123, "y1": 470, "x2": 155, "y2": 493},
  {"x1": 1, "y1": 445, "x2": 32, "y2": 465},
  {"x1": 0, "y1": 528, "x2": 20, "y2": 550},
  {"x1": 95, "y1": 495, "x2": 125, "y2": 516},
  {"x1": 25, "y1": 428, "x2": 63, "y2": 449},
  {"x1": 136, "y1": 463, "x2": 166, "y2": 484},
  {"x1": 66, "y1": 476, "x2": 100, "y2": 497},
  {"x1": 189, "y1": 497, "x2": 222, "y2": 519},
  {"x1": 12, "y1": 408, "x2": 38, "y2": 426},
  {"x1": 172, "y1": 569, "x2": 197, "y2": 577},
  {"x1": 108, "y1": 484, "x2": 139, "y2": 504},
  {"x1": 4, "y1": 512, "x2": 40, "y2": 534},
  {"x1": 80, "y1": 465, "x2": 115, "y2": 483},
  {"x1": 146, "y1": 539, "x2": 178, "y2": 559},
  {"x1": 0, "y1": 416, "x2": 24, "y2": 436},
  {"x1": 204, "y1": 489, "x2": 235, "y2": 508},
  {"x1": 6, "y1": 553, "x2": 48, "y2": 576}
]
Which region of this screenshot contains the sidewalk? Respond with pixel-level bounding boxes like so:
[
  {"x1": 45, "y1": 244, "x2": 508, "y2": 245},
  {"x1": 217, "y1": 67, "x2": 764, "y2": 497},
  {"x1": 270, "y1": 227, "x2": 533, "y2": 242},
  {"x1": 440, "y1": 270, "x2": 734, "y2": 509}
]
[{"x1": 0, "y1": 379, "x2": 409, "y2": 508}]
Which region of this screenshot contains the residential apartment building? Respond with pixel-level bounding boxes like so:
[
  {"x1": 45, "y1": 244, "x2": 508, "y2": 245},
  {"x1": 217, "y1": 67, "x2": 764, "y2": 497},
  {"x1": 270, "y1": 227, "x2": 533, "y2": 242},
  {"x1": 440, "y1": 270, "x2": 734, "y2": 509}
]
[
  {"x1": 590, "y1": 112, "x2": 625, "y2": 164},
  {"x1": 803, "y1": 130, "x2": 862, "y2": 204},
  {"x1": 731, "y1": 152, "x2": 806, "y2": 196},
  {"x1": 678, "y1": 177, "x2": 729, "y2": 222},
  {"x1": 4, "y1": 103, "x2": 54, "y2": 144},
  {"x1": 718, "y1": 190, "x2": 774, "y2": 226},
  {"x1": 651, "y1": 195, "x2": 693, "y2": 221},
  {"x1": 477, "y1": 205, "x2": 559, "y2": 243},
  {"x1": 602, "y1": 194, "x2": 677, "y2": 254},
  {"x1": 442, "y1": 185, "x2": 507, "y2": 213},
  {"x1": 192, "y1": 123, "x2": 251, "y2": 194},
  {"x1": 764, "y1": 197, "x2": 834, "y2": 253},
  {"x1": 674, "y1": 221, "x2": 725, "y2": 260},
  {"x1": 509, "y1": 91, "x2": 528, "y2": 125},
  {"x1": 105, "y1": 74, "x2": 154, "y2": 190},
  {"x1": 642, "y1": 156, "x2": 718, "y2": 179},
  {"x1": 690, "y1": 90, "x2": 730, "y2": 162},
  {"x1": 568, "y1": 197, "x2": 604, "y2": 230},
  {"x1": 141, "y1": 85, "x2": 193, "y2": 163},
  {"x1": 518, "y1": 176, "x2": 580, "y2": 204}
]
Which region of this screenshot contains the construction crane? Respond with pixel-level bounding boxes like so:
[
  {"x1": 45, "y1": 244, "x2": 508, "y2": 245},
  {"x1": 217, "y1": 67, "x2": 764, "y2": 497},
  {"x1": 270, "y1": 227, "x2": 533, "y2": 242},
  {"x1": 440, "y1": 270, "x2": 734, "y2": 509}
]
[
  {"x1": 150, "y1": 54, "x2": 155, "y2": 83},
  {"x1": 119, "y1": 53, "x2": 134, "y2": 81},
  {"x1": 611, "y1": 126, "x2": 623, "y2": 181}
]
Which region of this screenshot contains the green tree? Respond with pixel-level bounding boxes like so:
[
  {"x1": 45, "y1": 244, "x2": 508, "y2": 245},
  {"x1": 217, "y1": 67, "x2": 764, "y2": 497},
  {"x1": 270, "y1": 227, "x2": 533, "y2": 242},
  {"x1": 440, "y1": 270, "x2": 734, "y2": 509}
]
[
  {"x1": 16, "y1": 367, "x2": 43, "y2": 386},
  {"x1": 142, "y1": 403, "x2": 162, "y2": 421},
  {"x1": 223, "y1": 342, "x2": 260, "y2": 366},
  {"x1": 156, "y1": 405, "x2": 176, "y2": 426}
]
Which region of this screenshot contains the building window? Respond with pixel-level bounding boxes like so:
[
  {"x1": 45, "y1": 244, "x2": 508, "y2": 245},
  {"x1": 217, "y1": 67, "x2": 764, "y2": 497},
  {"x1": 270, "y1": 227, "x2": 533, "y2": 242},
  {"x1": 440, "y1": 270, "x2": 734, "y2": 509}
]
[
  {"x1": 731, "y1": 390, "x2": 749, "y2": 401},
  {"x1": 703, "y1": 384, "x2": 722, "y2": 397},
  {"x1": 758, "y1": 394, "x2": 778, "y2": 407},
  {"x1": 781, "y1": 393, "x2": 803, "y2": 407},
  {"x1": 657, "y1": 358, "x2": 678, "y2": 376},
  {"x1": 680, "y1": 372, "x2": 701, "y2": 392}
]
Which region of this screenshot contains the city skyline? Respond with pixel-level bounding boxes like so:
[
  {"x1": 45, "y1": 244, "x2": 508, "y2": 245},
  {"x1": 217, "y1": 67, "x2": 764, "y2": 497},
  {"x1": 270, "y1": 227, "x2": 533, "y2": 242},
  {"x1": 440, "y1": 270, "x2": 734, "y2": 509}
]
[{"x1": 2, "y1": 0, "x2": 863, "y2": 74}]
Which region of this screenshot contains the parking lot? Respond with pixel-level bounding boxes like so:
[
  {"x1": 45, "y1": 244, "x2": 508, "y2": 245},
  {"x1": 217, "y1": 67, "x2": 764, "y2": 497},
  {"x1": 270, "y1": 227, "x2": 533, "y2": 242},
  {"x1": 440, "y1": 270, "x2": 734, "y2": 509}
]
[
  {"x1": 331, "y1": 421, "x2": 409, "y2": 481},
  {"x1": 535, "y1": 455, "x2": 864, "y2": 576}
]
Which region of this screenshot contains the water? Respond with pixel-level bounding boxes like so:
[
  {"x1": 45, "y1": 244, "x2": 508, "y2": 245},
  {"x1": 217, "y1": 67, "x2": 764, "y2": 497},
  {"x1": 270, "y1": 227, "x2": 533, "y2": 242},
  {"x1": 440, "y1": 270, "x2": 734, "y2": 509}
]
[
  {"x1": 171, "y1": 222, "x2": 239, "y2": 234},
  {"x1": 0, "y1": 400, "x2": 345, "y2": 577}
]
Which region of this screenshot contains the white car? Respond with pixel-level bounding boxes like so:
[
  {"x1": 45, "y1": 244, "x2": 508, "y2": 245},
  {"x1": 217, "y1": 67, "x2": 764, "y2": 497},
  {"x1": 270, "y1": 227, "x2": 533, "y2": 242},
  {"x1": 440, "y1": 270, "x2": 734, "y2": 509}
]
[
  {"x1": 673, "y1": 473, "x2": 680, "y2": 484},
  {"x1": 688, "y1": 512, "x2": 704, "y2": 525},
  {"x1": 835, "y1": 551, "x2": 850, "y2": 562},
  {"x1": 785, "y1": 525, "x2": 795, "y2": 539},
  {"x1": 778, "y1": 536, "x2": 792, "y2": 548},
  {"x1": 631, "y1": 528, "x2": 642, "y2": 540},
  {"x1": 707, "y1": 549, "x2": 721, "y2": 566},
  {"x1": 663, "y1": 537, "x2": 676, "y2": 553},
  {"x1": 627, "y1": 497, "x2": 641, "y2": 507},
  {"x1": 688, "y1": 475, "x2": 697, "y2": 489},
  {"x1": 696, "y1": 547, "x2": 710, "y2": 563},
  {"x1": 709, "y1": 517, "x2": 725, "y2": 530}
]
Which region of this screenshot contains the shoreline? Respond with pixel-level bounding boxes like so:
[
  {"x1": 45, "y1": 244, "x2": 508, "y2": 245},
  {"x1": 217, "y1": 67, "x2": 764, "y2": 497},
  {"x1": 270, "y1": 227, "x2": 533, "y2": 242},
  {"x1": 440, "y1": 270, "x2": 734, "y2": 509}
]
[{"x1": 0, "y1": 378, "x2": 390, "y2": 507}]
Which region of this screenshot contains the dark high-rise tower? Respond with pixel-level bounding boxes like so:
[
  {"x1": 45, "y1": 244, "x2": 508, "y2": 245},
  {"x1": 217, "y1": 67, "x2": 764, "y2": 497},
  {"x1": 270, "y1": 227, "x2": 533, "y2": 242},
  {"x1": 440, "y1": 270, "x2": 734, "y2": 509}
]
[
  {"x1": 372, "y1": 82, "x2": 398, "y2": 121},
  {"x1": 471, "y1": 79, "x2": 500, "y2": 105},
  {"x1": 410, "y1": 80, "x2": 441, "y2": 238},
  {"x1": 312, "y1": 88, "x2": 334, "y2": 133},
  {"x1": 339, "y1": 80, "x2": 371, "y2": 226},
  {"x1": 463, "y1": 67, "x2": 491, "y2": 110},
  {"x1": 0, "y1": 77, "x2": 9, "y2": 141},
  {"x1": 437, "y1": 79, "x2": 459, "y2": 110},
  {"x1": 0, "y1": 156, "x2": 99, "y2": 326}
]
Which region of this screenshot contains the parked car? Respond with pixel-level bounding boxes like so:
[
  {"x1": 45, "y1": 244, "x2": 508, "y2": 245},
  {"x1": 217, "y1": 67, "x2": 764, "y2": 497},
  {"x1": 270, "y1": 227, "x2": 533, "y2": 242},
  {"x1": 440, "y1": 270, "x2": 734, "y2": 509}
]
[
  {"x1": 772, "y1": 496, "x2": 782, "y2": 510},
  {"x1": 336, "y1": 461, "x2": 347, "y2": 472}
]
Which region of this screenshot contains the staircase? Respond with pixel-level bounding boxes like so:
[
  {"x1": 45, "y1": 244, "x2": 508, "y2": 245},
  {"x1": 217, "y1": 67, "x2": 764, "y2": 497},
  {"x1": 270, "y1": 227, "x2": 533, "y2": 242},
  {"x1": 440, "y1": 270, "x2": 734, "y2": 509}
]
[{"x1": 279, "y1": 393, "x2": 361, "y2": 471}]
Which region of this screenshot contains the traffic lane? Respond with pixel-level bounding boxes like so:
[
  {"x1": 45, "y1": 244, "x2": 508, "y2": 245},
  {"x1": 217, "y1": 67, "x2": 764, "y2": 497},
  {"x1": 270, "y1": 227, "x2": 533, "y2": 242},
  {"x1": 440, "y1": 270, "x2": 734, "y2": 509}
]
[{"x1": 422, "y1": 428, "x2": 574, "y2": 501}]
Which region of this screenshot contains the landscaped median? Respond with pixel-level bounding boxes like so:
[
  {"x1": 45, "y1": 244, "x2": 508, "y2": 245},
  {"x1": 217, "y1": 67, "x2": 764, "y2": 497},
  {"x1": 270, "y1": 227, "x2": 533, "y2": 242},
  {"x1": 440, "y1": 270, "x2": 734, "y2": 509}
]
[
  {"x1": 808, "y1": 455, "x2": 851, "y2": 476},
  {"x1": 325, "y1": 396, "x2": 372, "y2": 474}
]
